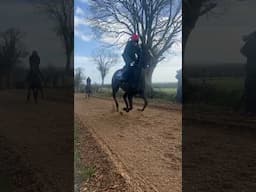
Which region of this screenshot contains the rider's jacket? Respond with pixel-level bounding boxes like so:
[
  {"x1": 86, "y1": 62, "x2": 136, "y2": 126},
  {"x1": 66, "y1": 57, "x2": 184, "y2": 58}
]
[
  {"x1": 86, "y1": 77, "x2": 91, "y2": 85},
  {"x1": 29, "y1": 54, "x2": 40, "y2": 73},
  {"x1": 122, "y1": 41, "x2": 141, "y2": 67}
]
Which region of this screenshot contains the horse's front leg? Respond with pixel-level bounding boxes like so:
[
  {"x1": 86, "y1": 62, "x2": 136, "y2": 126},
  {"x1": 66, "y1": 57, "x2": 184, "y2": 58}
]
[
  {"x1": 112, "y1": 92, "x2": 119, "y2": 112},
  {"x1": 122, "y1": 92, "x2": 129, "y2": 112},
  {"x1": 128, "y1": 94, "x2": 133, "y2": 111},
  {"x1": 138, "y1": 92, "x2": 148, "y2": 111}
]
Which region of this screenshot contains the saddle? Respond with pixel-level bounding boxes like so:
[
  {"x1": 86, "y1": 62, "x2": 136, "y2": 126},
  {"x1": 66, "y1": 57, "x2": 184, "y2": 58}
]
[
  {"x1": 116, "y1": 68, "x2": 139, "y2": 90},
  {"x1": 116, "y1": 69, "x2": 124, "y2": 81}
]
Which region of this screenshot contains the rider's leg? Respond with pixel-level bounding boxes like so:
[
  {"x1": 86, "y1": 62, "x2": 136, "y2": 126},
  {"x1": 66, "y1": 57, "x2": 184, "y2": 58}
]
[
  {"x1": 121, "y1": 56, "x2": 132, "y2": 81},
  {"x1": 128, "y1": 67, "x2": 136, "y2": 89}
]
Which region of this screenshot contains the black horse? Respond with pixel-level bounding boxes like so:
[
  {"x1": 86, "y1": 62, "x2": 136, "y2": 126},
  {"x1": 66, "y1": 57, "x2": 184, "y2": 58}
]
[
  {"x1": 85, "y1": 84, "x2": 92, "y2": 98},
  {"x1": 26, "y1": 70, "x2": 44, "y2": 103},
  {"x1": 85, "y1": 77, "x2": 92, "y2": 99},
  {"x1": 112, "y1": 52, "x2": 149, "y2": 112}
]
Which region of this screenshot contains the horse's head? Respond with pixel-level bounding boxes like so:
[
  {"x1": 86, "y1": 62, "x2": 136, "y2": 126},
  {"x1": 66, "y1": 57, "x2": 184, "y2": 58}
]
[{"x1": 139, "y1": 44, "x2": 153, "y2": 69}]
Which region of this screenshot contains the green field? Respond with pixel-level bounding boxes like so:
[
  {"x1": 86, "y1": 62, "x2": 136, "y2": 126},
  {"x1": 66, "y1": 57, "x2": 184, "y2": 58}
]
[
  {"x1": 83, "y1": 83, "x2": 178, "y2": 103},
  {"x1": 95, "y1": 85, "x2": 176, "y2": 102},
  {"x1": 186, "y1": 77, "x2": 245, "y2": 108}
]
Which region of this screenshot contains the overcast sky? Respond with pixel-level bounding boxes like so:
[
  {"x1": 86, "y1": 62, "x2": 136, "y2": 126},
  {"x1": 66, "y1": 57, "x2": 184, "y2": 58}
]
[
  {"x1": 185, "y1": 0, "x2": 256, "y2": 65},
  {"x1": 74, "y1": 0, "x2": 182, "y2": 84},
  {"x1": 0, "y1": 0, "x2": 66, "y2": 69}
]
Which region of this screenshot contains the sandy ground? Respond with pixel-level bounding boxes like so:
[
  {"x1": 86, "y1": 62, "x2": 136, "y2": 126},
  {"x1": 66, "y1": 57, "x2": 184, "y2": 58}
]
[
  {"x1": 75, "y1": 94, "x2": 182, "y2": 192},
  {"x1": 0, "y1": 136, "x2": 44, "y2": 192},
  {"x1": 75, "y1": 117, "x2": 130, "y2": 192},
  {"x1": 183, "y1": 118, "x2": 256, "y2": 192},
  {"x1": 0, "y1": 90, "x2": 73, "y2": 192}
]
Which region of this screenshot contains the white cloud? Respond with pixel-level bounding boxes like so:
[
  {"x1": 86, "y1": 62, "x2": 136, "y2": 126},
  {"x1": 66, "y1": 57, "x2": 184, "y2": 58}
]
[
  {"x1": 74, "y1": 13, "x2": 93, "y2": 42},
  {"x1": 74, "y1": 15, "x2": 89, "y2": 28},
  {"x1": 152, "y1": 54, "x2": 181, "y2": 82},
  {"x1": 75, "y1": 29, "x2": 93, "y2": 42},
  {"x1": 75, "y1": 55, "x2": 92, "y2": 66},
  {"x1": 78, "y1": 0, "x2": 89, "y2": 4},
  {"x1": 100, "y1": 34, "x2": 129, "y2": 46},
  {"x1": 75, "y1": 6, "x2": 85, "y2": 16}
]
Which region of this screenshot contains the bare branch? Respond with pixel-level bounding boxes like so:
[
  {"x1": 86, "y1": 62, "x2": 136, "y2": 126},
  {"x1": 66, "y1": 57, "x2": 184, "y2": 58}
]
[
  {"x1": 92, "y1": 48, "x2": 118, "y2": 85},
  {"x1": 199, "y1": 2, "x2": 217, "y2": 16},
  {"x1": 88, "y1": 0, "x2": 181, "y2": 66}
]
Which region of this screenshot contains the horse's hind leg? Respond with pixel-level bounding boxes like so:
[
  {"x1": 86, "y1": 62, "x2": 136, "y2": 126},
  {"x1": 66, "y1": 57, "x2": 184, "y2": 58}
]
[
  {"x1": 128, "y1": 94, "x2": 133, "y2": 111},
  {"x1": 139, "y1": 92, "x2": 148, "y2": 111},
  {"x1": 123, "y1": 92, "x2": 129, "y2": 112}
]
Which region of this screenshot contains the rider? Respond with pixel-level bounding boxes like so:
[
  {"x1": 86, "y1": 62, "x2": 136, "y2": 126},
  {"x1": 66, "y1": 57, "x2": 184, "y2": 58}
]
[
  {"x1": 29, "y1": 50, "x2": 40, "y2": 73},
  {"x1": 86, "y1": 77, "x2": 91, "y2": 85},
  {"x1": 85, "y1": 77, "x2": 92, "y2": 96},
  {"x1": 27, "y1": 50, "x2": 44, "y2": 100},
  {"x1": 121, "y1": 33, "x2": 141, "y2": 87}
]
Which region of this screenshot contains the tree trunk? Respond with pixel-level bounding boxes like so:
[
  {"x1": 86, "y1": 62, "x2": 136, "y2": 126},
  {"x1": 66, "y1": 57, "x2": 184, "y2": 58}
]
[
  {"x1": 145, "y1": 65, "x2": 155, "y2": 98},
  {"x1": 65, "y1": 51, "x2": 72, "y2": 72},
  {"x1": 182, "y1": 1, "x2": 202, "y2": 103}
]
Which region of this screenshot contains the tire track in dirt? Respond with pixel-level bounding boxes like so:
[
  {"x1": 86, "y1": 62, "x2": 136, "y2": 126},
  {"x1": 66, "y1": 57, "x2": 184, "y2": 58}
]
[{"x1": 75, "y1": 94, "x2": 182, "y2": 192}]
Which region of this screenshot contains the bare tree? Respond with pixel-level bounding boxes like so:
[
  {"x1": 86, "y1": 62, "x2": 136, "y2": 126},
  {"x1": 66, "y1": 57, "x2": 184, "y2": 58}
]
[
  {"x1": 74, "y1": 67, "x2": 85, "y2": 92},
  {"x1": 87, "y1": 0, "x2": 181, "y2": 92},
  {"x1": 0, "y1": 28, "x2": 28, "y2": 88},
  {"x1": 93, "y1": 49, "x2": 117, "y2": 86},
  {"x1": 35, "y1": 0, "x2": 74, "y2": 72}
]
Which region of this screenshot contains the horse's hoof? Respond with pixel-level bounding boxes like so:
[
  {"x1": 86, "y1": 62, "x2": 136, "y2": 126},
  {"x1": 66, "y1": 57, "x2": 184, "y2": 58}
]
[
  {"x1": 123, "y1": 107, "x2": 128, "y2": 111},
  {"x1": 123, "y1": 108, "x2": 129, "y2": 112},
  {"x1": 137, "y1": 109, "x2": 144, "y2": 112}
]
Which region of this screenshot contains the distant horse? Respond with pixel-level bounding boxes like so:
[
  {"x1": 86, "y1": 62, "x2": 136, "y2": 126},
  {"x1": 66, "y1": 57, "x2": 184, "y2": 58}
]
[
  {"x1": 112, "y1": 52, "x2": 149, "y2": 112},
  {"x1": 85, "y1": 84, "x2": 92, "y2": 98},
  {"x1": 26, "y1": 70, "x2": 44, "y2": 103}
]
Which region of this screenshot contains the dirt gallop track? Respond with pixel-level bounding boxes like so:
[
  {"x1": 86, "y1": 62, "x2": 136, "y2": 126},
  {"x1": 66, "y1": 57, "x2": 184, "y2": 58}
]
[{"x1": 75, "y1": 94, "x2": 182, "y2": 192}]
